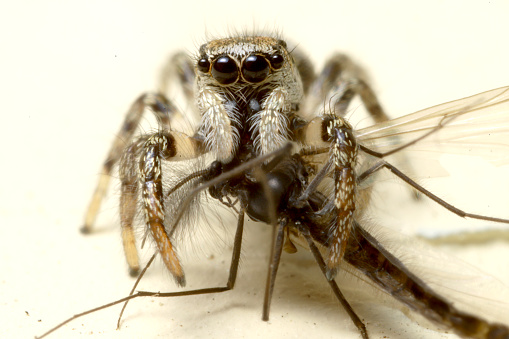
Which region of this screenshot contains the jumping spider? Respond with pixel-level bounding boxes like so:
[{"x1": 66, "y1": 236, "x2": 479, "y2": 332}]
[{"x1": 58, "y1": 35, "x2": 509, "y2": 338}]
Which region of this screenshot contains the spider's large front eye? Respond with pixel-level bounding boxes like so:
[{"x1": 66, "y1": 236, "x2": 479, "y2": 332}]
[
  {"x1": 211, "y1": 55, "x2": 239, "y2": 85},
  {"x1": 197, "y1": 58, "x2": 210, "y2": 73},
  {"x1": 242, "y1": 54, "x2": 270, "y2": 83}
]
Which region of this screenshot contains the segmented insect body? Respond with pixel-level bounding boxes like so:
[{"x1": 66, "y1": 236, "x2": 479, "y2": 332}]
[{"x1": 38, "y1": 35, "x2": 509, "y2": 339}]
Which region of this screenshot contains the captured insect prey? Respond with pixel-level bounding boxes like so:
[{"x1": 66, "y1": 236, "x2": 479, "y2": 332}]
[{"x1": 38, "y1": 34, "x2": 509, "y2": 339}]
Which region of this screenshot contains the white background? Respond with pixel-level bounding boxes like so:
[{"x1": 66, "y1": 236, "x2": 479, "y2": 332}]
[{"x1": 1, "y1": 1, "x2": 509, "y2": 338}]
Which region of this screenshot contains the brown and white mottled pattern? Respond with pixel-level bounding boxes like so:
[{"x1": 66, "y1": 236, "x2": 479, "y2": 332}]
[
  {"x1": 139, "y1": 134, "x2": 184, "y2": 286},
  {"x1": 326, "y1": 117, "x2": 358, "y2": 275}
]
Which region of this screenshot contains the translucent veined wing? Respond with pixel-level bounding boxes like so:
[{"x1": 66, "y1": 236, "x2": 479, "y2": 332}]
[
  {"x1": 356, "y1": 86, "x2": 509, "y2": 166},
  {"x1": 339, "y1": 221, "x2": 509, "y2": 327}
]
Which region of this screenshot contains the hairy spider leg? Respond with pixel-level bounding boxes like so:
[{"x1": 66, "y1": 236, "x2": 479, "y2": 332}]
[
  {"x1": 82, "y1": 93, "x2": 177, "y2": 234},
  {"x1": 159, "y1": 52, "x2": 196, "y2": 108},
  {"x1": 120, "y1": 129, "x2": 204, "y2": 280},
  {"x1": 296, "y1": 114, "x2": 359, "y2": 279},
  {"x1": 304, "y1": 53, "x2": 391, "y2": 124},
  {"x1": 83, "y1": 51, "x2": 198, "y2": 234}
]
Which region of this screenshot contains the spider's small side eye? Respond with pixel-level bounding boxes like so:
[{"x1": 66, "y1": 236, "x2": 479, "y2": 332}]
[
  {"x1": 242, "y1": 54, "x2": 270, "y2": 83},
  {"x1": 197, "y1": 58, "x2": 210, "y2": 73},
  {"x1": 270, "y1": 54, "x2": 284, "y2": 70},
  {"x1": 211, "y1": 55, "x2": 239, "y2": 85}
]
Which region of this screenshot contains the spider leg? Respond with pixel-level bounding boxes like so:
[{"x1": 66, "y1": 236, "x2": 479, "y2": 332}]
[
  {"x1": 295, "y1": 111, "x2": 358, "y2": 279},
  {"x1": 305, "y1": 53, "x2": 390, "y2": 124},
  {"x1": 82, "y1": 93, "x2": 179, "y2": 233},
  {"x1": 118, "y1": 135, "x2": 151, "y2": 276},
  {"x1": 158, "y1": 52, "x2": 198, "y2": 119},
  {"x1": 128, "y1": 131, "x2": 203, "y2": 281}
]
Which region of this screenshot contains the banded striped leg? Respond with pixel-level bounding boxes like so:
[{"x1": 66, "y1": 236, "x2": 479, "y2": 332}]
[
  {"x1": 306, "y1": 53, "x2": 390, "y2": 124},
  {"x1": 159, "y1": 52, "x2": 196, "y2": 107},
  {"x1": 118, "y1": 137, "x2": 151, "y2": 276},
  {"x1": 136, "y1": 131, "x2": 203, "y2": 284},
  {"x1": 302, "y1": 54, "x2": 419, "y2": 197},
  {"x1": 82, "y1": 93, "x2": 179, "y2": 233},
  {"x1": 296, "y1": 114, "x2": 358, "y2": 280}
]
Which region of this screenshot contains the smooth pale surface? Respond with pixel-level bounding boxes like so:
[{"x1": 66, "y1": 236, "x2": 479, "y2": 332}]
[{"x1": 1, "y1": 1, "x2": 509, "y2": 339}]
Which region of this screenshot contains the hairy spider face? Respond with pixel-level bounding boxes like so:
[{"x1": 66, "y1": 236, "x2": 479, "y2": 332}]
[
  {"x1": 194, "y1": 36, "x2": 306, "y2": 162},
  {"x1": 196, "y1": 36, "x2": 289, "y2": 85}
]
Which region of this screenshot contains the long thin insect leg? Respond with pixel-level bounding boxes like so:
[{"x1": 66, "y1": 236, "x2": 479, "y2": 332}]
[
  {"x1": 297, "y1": 224, "x2": 368, "y2": 339},
  {"x1": 36, "y1": 211, "x2": 246, "y2": 339},
  {"x1": 358, "y1": 160, "x2": 509, "y2": 224},
  {"x1": 117, "y1": 253, "x2": 157, "y2": 329},
  {"x1": 262, "y1": 221, "x2": 285, "y2": 321}
]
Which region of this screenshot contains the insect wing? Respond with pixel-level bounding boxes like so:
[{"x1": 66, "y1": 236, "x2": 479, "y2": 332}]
[
  {"x1": 344, "y1": 223, "x2": 509, "y2": 326},
  {"x1": 355, "y1": 86, "x2": 509, "y2": 166}
]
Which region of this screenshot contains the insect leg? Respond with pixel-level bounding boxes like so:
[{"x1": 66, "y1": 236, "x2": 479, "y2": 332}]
[
  {"x1": 262, "y1": 221, "x2": 285, "y2": 321},
  {"x1": 82, "y1": 93, "x2": 179, "y2": 233},
  {"x1": 36, "y1": 212, "x2": 246, "y2": 339},
  {"x1": 358, "y1": 159, "x2": 509, "y2": 224},
  {"x1": 297, "y1": 223, "x2": 368, "y2": 339}
]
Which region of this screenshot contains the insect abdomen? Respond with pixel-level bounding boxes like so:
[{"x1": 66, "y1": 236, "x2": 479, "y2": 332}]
[{"x1": 345, "y1": 226, "x2": 509, "y2": 339}]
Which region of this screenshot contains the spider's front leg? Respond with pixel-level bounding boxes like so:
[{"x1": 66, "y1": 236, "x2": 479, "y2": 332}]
[
  {"x1": 120, "y1": 130, "x2": 204, "y2": 280},
  {"x1": 296, "y1": 113, "x2": 358, "y2": 280}
]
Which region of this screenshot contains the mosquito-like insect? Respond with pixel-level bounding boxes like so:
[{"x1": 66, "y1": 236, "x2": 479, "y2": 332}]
[{"x1": 37, "y1": 34, "x2": 509, "y2": 338}]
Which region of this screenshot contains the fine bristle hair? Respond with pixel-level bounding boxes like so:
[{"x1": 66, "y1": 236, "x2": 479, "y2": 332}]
[{"x1": 192, "y1": 24, "x2": 285, "y2": 60}]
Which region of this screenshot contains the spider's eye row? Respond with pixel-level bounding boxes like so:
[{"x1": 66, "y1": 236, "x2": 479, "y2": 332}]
[
  {"x1": 207, "y1": 53, "x2": 284, "y2": 85},
  {"x1": 211, "y1": 55, "x2": 239, "y2": 85},
  {"x1": 242, "y1": 54, "x2": 270, "y2": 83},
  {"x1": 197, "y1": 58, "x2": 210, "y2": 73},
  {"x1": 270, "y1": 53, "x2": 284, "y2": 70}
]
